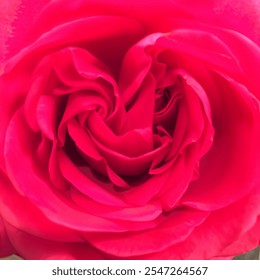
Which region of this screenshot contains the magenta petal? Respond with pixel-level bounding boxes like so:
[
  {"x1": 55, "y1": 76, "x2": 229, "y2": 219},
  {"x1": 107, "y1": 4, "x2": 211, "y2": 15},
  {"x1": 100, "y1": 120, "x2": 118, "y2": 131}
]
[
  {"x1": 218, "y1": 216, "x2": 260, "y2": 257},
  {"x1": 3, "y1": 0, "x2": 50, "y2": 59},
  {"x1": 161, "y1": 30, "x2": 242, "y2": 76},
  {"x1": 19, "y1": 0, "x2": 260, "y2": 45},
  {"x1": 5, "y1": 16, "x2": 144, "y2": 72},
  {"x1": 48, "y1": 141, "x2": 70, "y2": 191},
  {"x1": 87, "y1": 117, "x2": 171, "y2": 177},
  {"x1": 121, "y1": 170, "x2": 172, "y2": 206},
  {"x1": 158, "y1": 151, "x2": 199, "y2": 210},
  {"x1": 88, "y1": 208, "x2": 208, "y2": 257},
  {"x1": 1, "y1": 0, "x2": 260, "y2": 261},
  {"x1": 58, "y1": 150, "x2": 127, "y2": 206},
  {"x1": 0, "y1": 0, "x2": 21, "y2": 70},
  {"x1": 36, "y1": 95, "x2": 61, "y2": 140},
  {"x1": 209, "y1": 28, "x2": 260, "y2": 99},
  {"x1": 69, "y1": 188, "x2": 162, "y2": 222},
  {"x1": 0, "y1": 214, "x2": 14, "y2": 257},
  {"x1": 0, "y1": 171, "x2": 81, "y2": 243},
  {"x1": 5, "y1": 223, "x2": 104, "y2": 260},
  {"x1": 4, "y1": 110, "x2": 129, "y2": 232},
  {"x1": 67, "y1": 119, "x2": 103, "y2": 161},
  {"x1": 142, "y1": 194, "x2": 260, "y2": 260},
  {"x1": 119, "y1": 33, "x2": 161, "y2": 104},
  {"x1": 123, "y1": 73, "x2": 156, "y2": 133},
  {"x1": 180, "y1": 74, "x2": 260, "y2": 210},
  {"x1": 87, "y1": 112, "x2": 154, "y2": 158}
]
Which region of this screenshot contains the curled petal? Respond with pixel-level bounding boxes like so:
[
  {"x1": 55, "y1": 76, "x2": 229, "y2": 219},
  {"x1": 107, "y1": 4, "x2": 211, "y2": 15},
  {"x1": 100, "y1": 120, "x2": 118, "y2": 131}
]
[{"x1": 180, "y1": 74, "x2": 260, "y2": 210}]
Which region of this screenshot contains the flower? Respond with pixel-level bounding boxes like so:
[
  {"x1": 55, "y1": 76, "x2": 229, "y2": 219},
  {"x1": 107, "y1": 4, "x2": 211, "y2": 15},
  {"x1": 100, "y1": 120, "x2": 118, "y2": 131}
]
[{"x1": 0, "y1": 0, "x2": 260, "y2": 260}]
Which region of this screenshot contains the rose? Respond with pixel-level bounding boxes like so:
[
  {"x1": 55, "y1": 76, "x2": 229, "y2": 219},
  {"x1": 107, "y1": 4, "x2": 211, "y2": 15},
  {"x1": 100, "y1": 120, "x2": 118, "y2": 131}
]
[
  {"x1": 0, "y1": 0, "x2": 260, "y2": 260},
  {"x1": 1, "y1": 0, "x2": 260, "y2": 261}
]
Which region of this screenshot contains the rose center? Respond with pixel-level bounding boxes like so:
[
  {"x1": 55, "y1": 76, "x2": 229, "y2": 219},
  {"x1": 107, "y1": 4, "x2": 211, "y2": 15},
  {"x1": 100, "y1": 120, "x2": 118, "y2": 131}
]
[
  {"x1": 153, "y1": 80, "x2": 183, "y2": 134},
  {"x1": 155, "y1": 87, "x2": 172, "y2": 112}
]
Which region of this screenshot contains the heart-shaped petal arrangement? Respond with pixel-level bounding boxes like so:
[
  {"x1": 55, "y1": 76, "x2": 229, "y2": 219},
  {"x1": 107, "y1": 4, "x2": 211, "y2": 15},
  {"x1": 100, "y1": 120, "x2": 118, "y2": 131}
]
[{"x1": 0, "y1": 0, "x2": 260, "y2": 259}]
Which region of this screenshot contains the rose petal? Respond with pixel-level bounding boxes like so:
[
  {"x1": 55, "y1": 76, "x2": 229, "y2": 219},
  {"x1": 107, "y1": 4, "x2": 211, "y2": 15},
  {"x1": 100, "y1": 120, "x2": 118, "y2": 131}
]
[
  {"x1": 218, "y1": 216, "x2": 260, "y2": 257},
  {"x1": 139, "y1": 194, "x2": 260, "y2": 259},
  {"x1": 58, "y1": 149, "x2": 127, "y2": 206},
  {"x1": 88, "y1": 208, "x2": 208, "y2": 257},
  {"x1": 4, "y1": 109, "x2": 132, "y2": 232},
  {"x1": 5, "y1": 223, "x2": 104, "y2": 260},
  {"x1": 157, "y1": 30, "x2": 242, "y2": 79},
  {"x1": 48, "y1": 141, "x2": 71, "y2": 191},
  {"x1": 69, "y1": 188, "x2": 162, "y2": 222},
  {"x1": 5, "y1": 16, "x2": 145, "y2": 73},
  {"x1": 0, "y1": 213, "x2": 14, "y2": 257},
  {"x1": 24, "y1": 0, "x2": 260, "y2": 44},
  {"x1": 3, "y1": 0, "x2": 50, "y2": 59},
  {"x1": 180, "y1": 74, "x2": 260, "y2": 210},
  {"x1": 0, "y1": 171, "x2": 81, "y2": 243},
  {"x1": 207, "y1": 28, "x2": 260, "y2": 100},
  {"x1": 0, "y1": 0, "x2": 21, "y2": 70},
  {"x1": 86, "y1": 113, "x2": 172, "y2": 177}
]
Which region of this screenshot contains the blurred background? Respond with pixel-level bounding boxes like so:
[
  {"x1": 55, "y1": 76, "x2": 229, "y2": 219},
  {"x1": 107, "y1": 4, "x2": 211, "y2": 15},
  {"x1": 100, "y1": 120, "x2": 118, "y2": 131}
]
[{"x1": 234, "y1": 246, "x2": 260, "y2": 260}]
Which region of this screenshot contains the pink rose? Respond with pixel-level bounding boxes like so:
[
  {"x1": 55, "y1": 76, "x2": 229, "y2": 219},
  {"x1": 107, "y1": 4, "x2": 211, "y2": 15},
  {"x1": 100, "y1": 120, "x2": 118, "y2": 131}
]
[{"x1": 1, "y1": 0, "x2": 260, "y2": 260}]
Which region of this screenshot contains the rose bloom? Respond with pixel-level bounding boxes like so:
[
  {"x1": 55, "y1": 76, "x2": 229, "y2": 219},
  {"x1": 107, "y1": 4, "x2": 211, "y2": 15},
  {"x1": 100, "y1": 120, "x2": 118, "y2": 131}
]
[{"x1": 0, "y1": 0, "x2": 260, "y2": 260}]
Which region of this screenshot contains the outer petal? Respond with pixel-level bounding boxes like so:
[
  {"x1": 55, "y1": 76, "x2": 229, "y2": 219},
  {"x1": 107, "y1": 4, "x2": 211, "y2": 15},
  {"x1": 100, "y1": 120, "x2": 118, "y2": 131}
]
[
  {"x1": 4, "y1": 223, "x2": 104, "y2": 260},
  {"x1": 218, "y1": 216, "x2": 260, "y2": 258},
  {"x1": 87, "y1": 209, "x2": 209, "y2": 257},
  {"x1": 4, "y1": 0, "x2": 260, "y2": 61},
  {"x1": 1, "y1": 0, "x2": 260, "y2": 261},
  {"x1": 15, "y1": 0, "x2": 260, "y2": 47},
  {"x1": 132, "y1": 193, "x2": 260, "y2": 259},
  {"x1": 1, "y1": 0, "x2": 50, "y2": 61},
  {"x1": 0, "y1": 172, "x2": 15, "y2": 257},
  {"x1": 0, "y1": 215, "x2": 14, "y2": 258},
  {"x1": 0, "y1": 0, "x2": 21, "y2": 68}
]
